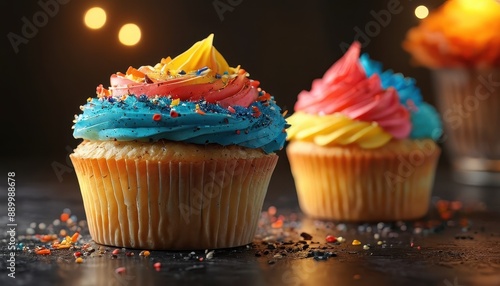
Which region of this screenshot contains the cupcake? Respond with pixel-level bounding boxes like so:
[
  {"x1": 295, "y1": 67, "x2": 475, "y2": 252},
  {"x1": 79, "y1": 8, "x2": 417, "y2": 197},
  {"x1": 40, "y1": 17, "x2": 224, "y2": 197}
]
[
  {"x1": 70, "y1": 34, "x2": 288, "y2": 250},
  {"x1": 403, "y1": 0, "x2": 500, "y2": 185},
  {"x1": 286, "y1": 42, "x2": 441, "y2": 221}
]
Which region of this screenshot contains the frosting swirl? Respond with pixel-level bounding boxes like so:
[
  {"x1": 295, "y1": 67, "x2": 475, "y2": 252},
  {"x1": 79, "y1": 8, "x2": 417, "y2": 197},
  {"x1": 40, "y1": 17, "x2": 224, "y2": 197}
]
[
  {"x1": 289, "y1": 42, "x2": 411, "y2": 149},
  {"x1": 360, "y1": 53, "x2": 443, "y2": 140},
  {"x1": 73, "y1": 34, "x2": 288, "y2": 153}
]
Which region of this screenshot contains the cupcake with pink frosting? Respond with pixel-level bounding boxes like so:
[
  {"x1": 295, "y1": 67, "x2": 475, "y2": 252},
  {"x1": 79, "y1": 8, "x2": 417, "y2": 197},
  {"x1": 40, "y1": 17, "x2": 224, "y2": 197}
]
[
  {"x1": 70, "y1": 34, "x2": 288, "y2": 249},
  {"x1": 286, "y1": 42, "x2": 441, "y2": 221}
]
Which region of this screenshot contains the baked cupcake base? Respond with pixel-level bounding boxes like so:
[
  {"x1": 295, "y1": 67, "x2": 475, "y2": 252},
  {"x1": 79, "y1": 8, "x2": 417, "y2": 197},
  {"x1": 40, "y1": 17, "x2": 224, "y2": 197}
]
[
  {"x1": 287, "y1": 140, "x2": 440, "y2": 221},
  {"x1": 70, "y1": 140, "x2": 278, "y2": 250}
]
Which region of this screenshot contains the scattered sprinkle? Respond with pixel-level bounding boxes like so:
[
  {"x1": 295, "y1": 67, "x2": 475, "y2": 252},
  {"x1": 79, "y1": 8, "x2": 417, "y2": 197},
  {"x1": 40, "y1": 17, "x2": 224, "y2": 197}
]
[
  {"x1": 60, "y1": 213, "x2": 70, "y2": 223},
  {"x1": 170, "y1": 98, "x2": 180, "y2": 107},
  {"x1": 206, "y1": 250, "x2": 215, "y2": 260},
  {"x1": 352, "y1": 240, "x2": 361, "y2": 246},
  {"x1": 300, "y1": 232, "x2": 313, "y2": 240},
  {"x1": 363, "y1": 245, "x2": 370, "y2": 250},
  {"x1": 75, "y1": 257, "x2": 84, "y2": 263},
  {"x1": 170, "y1": 110, "x2": 179, "y2": 118},
  {"x1": 152, "y1": 113, "x2": 162, "y2": 121},
  {"x1": 35, "y1": 248, "x2": 51, "y2": 255},
  {"x1": 139, "y1": 250, "x2": 151, "y2": 257},
  {"x1": 326, "y1": 235, "x2": 337, "y2": 243}
]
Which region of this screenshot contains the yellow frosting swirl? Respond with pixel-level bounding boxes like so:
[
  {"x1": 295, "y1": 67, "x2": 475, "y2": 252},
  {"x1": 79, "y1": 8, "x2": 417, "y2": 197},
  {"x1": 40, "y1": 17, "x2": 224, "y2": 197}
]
[{"x1": 286, "y1": 112, "x2": 392, "y2": 149}]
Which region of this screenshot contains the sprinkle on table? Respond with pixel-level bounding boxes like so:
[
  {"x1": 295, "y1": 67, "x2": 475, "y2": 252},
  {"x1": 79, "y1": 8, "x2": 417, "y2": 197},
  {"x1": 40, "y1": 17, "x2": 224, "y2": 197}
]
[
  {"x1": 139, "y1": 250, "x2": 151, "y2": 257},
  {"x1": 75, "y1": 257, "x2": 84, "y2": 264},
  {"x1": 35, "y1": 247, "x2": 51, "y2": 255},
  {"x1": 352, "y1": 239, "x2": 361, "y2": 246},
  {"x1": 326, "y1": 235, "x2": 337, "y2": 243},
  {"x1": 60, "y1": 213, "x2": 70, "y2": 222}
]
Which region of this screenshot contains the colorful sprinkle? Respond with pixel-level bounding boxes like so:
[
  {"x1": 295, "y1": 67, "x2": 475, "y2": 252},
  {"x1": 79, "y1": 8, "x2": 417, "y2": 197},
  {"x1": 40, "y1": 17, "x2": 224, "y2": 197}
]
[
  {"x1": 112, "y1": 249, "x2": 121, "y2": 255},
  {"x1": 170, "y1": 98, "x2": 180, "y2": 107},
  {"x1": 258, "y1": 93, "x2": 271, "y2": 102},
  {"x1": 139, "y1": 250, "x2": 150, "y2": 257},
  {"x1": 352, "y1": 239, "x2": 361, "y2": 246},
  {"x1": 250, "y1": 80, "x2": 260, "y2": 88},
  {"x1": 60, "y1": 213, "x2": 70, "y2": 222},
  {"x1": 75, "y1": 257, "x2": 84, "y2": 263},
  {"x1": 71, "y1": 232, "x2": 80, "y2": 243},
  {"x1": 35, "y1": 248, "x2": 51, "y2": 255},
  {"x1": 152, "y1": 113, "x2": 162, "y2": 121},
  {"x1": 252, "y1": 106, "x2": 261, "y2": 118},
  {"x1": 170, "y1": 110, "x2": 179, "y2": 118},
  {"x1": 363, "y1": 245, "x2": 370, "y2": 250},
  {"x1": 326, "y1": 235, "x2": 337, "y2": 243},
  {"x1": 154, "y1": 262, "x2": 161, "y2": 271},
  {"x1": 74, "y1": 251, "x2": 82, "y2": 258},
  {"x1": 227, "y1": 106, "x2": 236, "y2": 113},
  {"x1": 115, "y1": 267, "x2": 126, "y2": 274},
  {"x1": 195, "y1": 104, "x2": 206, "y2": 115}
]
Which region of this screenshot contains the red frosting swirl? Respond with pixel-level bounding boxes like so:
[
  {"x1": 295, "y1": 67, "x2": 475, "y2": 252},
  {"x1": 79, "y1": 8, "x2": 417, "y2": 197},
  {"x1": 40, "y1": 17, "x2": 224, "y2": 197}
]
[{"x1": 294, "y1": 42, "x2": 411, "y2": 139}]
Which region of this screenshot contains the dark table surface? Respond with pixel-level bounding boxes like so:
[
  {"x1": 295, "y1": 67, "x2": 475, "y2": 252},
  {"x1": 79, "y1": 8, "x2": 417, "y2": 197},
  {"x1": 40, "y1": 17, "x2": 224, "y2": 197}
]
[{"x1": 1, "y1": 160, "x2": 500, "y2": 286}]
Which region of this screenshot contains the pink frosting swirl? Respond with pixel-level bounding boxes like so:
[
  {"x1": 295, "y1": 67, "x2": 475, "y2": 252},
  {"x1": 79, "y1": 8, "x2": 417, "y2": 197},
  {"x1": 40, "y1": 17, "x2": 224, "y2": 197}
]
[
  {"x1": 109, "y1": 69, "x2": 259, "y2": 108},
  {"x1": 294, "y1": 42, "x2": 411, "y2": 139}
]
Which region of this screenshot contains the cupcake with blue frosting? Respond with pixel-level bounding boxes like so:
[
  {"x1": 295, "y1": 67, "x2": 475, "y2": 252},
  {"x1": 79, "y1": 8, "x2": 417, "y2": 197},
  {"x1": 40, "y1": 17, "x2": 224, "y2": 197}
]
[{"x1": 70, "y1": 34, "x2": 288, "y2": 250}]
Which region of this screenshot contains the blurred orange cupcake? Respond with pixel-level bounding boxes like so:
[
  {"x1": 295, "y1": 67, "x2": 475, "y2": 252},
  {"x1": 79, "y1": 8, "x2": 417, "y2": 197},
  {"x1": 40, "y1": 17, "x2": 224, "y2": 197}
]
[
  {"x1": 286, "y1": 42, "x2": 442, "y2": 221},
  {"x1": 403, "y1": 0, "x2": 500, "y2": 185},
  {"x1": 403, "y1": 0, "x2": 500, "y2": 69}
]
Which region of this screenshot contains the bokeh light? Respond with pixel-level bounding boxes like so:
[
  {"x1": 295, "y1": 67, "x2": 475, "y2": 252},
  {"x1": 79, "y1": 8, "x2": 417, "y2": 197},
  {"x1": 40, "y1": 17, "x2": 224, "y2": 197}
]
[
  {"x1": 84, "y1": 7, "x2": 107, "y2": 29},
  {"x1": 415, "y1": 5, "x2": 429, "y2": 19},
  {"x1": 118, "y1": 23, "x2": 141, "y2": 46}
]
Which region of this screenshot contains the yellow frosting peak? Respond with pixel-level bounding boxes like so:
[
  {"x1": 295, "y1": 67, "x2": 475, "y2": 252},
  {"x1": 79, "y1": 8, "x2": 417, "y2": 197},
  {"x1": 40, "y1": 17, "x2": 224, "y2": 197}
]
[{"x1": 164, "y1": 34, "x2": 233, "y2": 75}]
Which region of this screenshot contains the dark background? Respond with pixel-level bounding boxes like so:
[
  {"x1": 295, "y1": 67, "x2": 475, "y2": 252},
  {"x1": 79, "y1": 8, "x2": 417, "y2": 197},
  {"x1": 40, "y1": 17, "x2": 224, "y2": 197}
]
[{"x1": 1, "y1": 0, "x2": 446, "y2": 199}]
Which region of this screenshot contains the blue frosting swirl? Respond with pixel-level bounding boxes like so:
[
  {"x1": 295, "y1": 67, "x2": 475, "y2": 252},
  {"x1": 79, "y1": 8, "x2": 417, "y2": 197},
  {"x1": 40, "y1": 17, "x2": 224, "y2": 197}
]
[
  {"x1": 73, "y1": 95, "x2": 288, "y2": 153},
  {"x1": 360, "y1": 54, "x2": 442, "y2": 140}
]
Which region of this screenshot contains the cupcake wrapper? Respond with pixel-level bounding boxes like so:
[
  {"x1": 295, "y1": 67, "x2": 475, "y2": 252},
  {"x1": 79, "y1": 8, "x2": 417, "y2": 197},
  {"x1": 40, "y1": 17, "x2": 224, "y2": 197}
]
[
  {"x1": 287, "y1": 140, "x2": 440, "y2": 221},
  {"x1": 70, "y1": 154, "x2": 277, "y2": 250}
]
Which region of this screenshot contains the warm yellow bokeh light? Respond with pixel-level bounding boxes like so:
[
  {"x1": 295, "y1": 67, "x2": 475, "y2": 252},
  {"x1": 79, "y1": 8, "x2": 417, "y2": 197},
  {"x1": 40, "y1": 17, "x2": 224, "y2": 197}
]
[
  {"x1": 84, "y1": 7, "x2": 107, "y2": 29},
  {"x1": 118, "y1": 23, "x2": 141, "y2": 46},
  {"x1": 415, "y1": 5, "x2": 429, "y2": 19}
]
